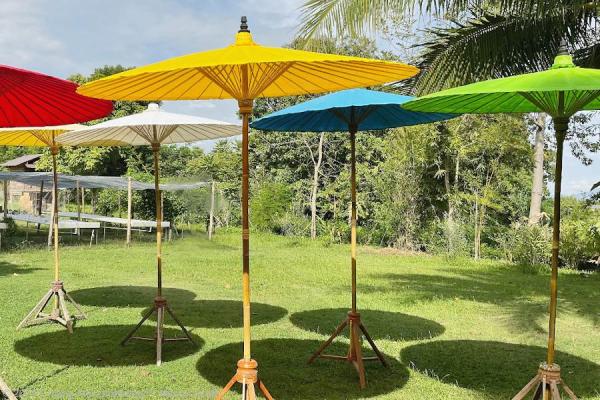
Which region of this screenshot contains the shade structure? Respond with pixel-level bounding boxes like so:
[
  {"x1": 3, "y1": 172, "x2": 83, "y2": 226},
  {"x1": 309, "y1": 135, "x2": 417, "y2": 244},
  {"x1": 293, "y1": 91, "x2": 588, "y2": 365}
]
[
  {"x1": 0, "y1": 65, "x2": 113, "y2": 127},
  {"x1": 58, "y1": 103, "x2": 240, "y2": 366},
  {"x1": 404, "y1": 43, "x2": 600, "y2": 400},
  {"x1": 3, "y1": 126, "x2": 89, "y2": 333},
  {"x1": 0, "y1": 171, "x2": 208, "y2": 191},
  {"x1": 75, "y1": 16, "x2": 418, "y2": 399},
  {"x1": 252, "y1": 88, "x2": 456, "y2": 387}
]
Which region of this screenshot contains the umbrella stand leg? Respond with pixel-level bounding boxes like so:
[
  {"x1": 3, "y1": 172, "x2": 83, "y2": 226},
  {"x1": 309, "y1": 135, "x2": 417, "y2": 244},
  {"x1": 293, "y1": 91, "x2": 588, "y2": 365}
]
[
  {"x1": 17, "y1": 147, "x2": 85, "y2": 332},
  {"x1": 512, "y1": 117, "x2": 577, "y2": 400},
  {"x1": 306, "y1": 128, "x2": 386, "y2": 389},
  {"x1": 120, "y1": 143, "x2": 195, "y2": 366},
  {"x1": 0, "y1": 376, "x2": 17, "y2": 400}
]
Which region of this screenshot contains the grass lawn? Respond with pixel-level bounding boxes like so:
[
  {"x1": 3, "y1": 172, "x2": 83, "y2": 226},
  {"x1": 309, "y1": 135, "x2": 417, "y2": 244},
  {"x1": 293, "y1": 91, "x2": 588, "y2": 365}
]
[{"x1": 0, "y1": 229, "x2": 598, "y2": 399}]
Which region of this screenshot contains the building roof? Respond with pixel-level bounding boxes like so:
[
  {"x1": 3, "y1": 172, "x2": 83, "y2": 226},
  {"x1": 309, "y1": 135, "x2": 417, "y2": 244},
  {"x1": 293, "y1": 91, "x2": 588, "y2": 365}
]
[{"x1": 1, "y1": 154, "x2": 42, "y2": 168}]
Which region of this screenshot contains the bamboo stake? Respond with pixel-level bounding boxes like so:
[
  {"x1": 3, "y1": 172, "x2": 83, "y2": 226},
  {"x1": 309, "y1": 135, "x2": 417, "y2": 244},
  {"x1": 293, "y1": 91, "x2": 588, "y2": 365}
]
[
  {"x1": 208, "y1": 180, "x2": 215, "y2": 240},
  {"x1": 76, "y1": 180, "x2": 81, "y2": 239},
  {"x1": 127, "y1": 176, "x2": 132, "y2": 246},
  {"x1": 37, "y1": 180, "x2": 44, "y2": 232},
  {"x1": 2, "y1": 180, "x2": 7, "y2": 219}
]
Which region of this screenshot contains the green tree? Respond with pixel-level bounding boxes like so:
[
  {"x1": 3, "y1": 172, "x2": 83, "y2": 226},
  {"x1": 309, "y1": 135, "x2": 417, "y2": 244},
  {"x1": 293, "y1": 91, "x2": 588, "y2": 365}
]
[{"x1": 297, "y1": 0, "x2": 600, "y2": 226}]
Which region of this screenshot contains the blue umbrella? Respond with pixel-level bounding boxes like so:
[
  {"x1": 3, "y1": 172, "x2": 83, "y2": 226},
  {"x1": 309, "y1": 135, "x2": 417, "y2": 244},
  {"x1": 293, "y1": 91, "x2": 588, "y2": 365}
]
[{"x1": 251, "y1": 88, "x2": 457, "y2": 388}]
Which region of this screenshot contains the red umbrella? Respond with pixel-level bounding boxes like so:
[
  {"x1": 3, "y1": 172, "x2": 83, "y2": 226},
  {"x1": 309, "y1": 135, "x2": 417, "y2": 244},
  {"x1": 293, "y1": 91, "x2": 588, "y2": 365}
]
[{"x1": 0, "y1": 65, "x2": 113, "y2": 127}]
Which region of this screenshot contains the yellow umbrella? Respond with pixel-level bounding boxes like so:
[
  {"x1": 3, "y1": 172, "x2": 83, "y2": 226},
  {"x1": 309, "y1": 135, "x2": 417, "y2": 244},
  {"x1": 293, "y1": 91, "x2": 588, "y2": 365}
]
[
  {"x1": 0, "y1": 125, "x2": 88, "y2": 333},
  {"x1": 77, "y1": 16, "x2": 418, "y2": 398}
]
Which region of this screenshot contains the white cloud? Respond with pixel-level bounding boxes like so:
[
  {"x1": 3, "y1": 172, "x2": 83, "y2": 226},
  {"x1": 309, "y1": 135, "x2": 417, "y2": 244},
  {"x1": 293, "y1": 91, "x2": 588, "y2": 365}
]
[{"x1": 0, "y1": 0, "x2": 69, "y2": 71}]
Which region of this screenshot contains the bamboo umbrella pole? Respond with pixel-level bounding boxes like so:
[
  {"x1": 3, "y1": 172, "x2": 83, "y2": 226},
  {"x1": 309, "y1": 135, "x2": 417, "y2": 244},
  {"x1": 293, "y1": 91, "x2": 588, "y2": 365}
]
[
  {"x1": 350, "y1": 128, "x2": 357, "y2": 314},
  {"x1": 152, "y1": 141, "x2": 163, "y2": 298},
  {"x1": 547, "y1": 116, "x2": 566, "y2": 366},
  {"x1": 51, "y1": 144, "x2": 60, "y2": 282},
  {"x1": 240, "y1": 97, "x2": 252, "y2": 361}
]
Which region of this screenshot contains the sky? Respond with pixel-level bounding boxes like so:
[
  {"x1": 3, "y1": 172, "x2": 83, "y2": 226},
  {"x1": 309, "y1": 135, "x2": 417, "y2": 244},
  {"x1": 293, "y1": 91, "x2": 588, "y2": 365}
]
[{"x1": 2, "y1": 0, "x2": 598, "y2": 195}]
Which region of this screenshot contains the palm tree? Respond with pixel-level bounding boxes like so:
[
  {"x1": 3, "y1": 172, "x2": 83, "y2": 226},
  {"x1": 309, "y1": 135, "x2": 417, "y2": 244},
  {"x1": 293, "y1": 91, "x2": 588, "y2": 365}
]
[{"x1": 297, "y1": 0, "x2": 599, "y2": 223}]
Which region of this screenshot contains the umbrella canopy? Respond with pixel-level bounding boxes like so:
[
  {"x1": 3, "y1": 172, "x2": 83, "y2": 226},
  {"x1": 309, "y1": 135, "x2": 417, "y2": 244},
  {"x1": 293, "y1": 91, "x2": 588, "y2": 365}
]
[
  {"x1": 75, "y1": 34, "x2": 417, "y2": 102},
  {"x1": 0, "y1": 65, "x2": 112, "y2": 127},
  {"x1": 403, "y1": 44, "x2": 600, "y2": 399},
  {"x1": 403, "y1": 51, "x2": 600, "y2": 116},
  {"x1": 58, "y1": 103, "x2": 240, "y2": 146},
  {"x1": 73, "y1": 16, "x2": 419, "y2": 396},
  {"x1": 0, "y1": 124, "x2": 84, "y2": 147},
  {"x1": 251, "y1": 88, "x2": 456, "y2": 131}
]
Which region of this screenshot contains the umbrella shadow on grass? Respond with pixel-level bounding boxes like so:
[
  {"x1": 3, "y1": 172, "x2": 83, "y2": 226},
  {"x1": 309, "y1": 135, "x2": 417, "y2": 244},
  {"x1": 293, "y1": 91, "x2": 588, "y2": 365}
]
[
  {"x1": 68, "y1": 286, "x2": 197, "y2": 308},
  {"x1": 141, "y1": 299, "x2": 288, "y2": 329},
  {"x1": 364, "y1": 269, "x2": 600, "y2": 333},
  {"x1": 15, "y1": 324, "x2": 203, "y2": 367},
  {"x1": 197, "y1": 338, "x2": 408, "y2": 399},
  {"x1": 401, "y1": 340, "x2": 600, "y2": 398},
  {"x1": 0, "y1": 261, "x2": 43, "y2": 277},
  {"x1": 290, "y1": 308, "x2": 445, "y2": 341}
]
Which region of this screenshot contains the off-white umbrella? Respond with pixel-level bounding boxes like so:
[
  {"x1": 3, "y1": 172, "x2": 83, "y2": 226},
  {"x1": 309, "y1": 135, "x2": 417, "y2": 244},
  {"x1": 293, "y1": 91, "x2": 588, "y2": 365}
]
[{"x1": 59, "y1": 103, "x2": 241, "y2": 365}]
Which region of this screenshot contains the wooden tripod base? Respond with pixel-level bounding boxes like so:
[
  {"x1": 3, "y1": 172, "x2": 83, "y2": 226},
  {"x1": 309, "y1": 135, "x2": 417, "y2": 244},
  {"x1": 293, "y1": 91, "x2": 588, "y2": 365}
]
[
  {"x1": 308, "y1": 311, "x2": 388, "y2": 388},
  {"x1": 216, "y1": 359, "x2": 273, "y2": 400},
  {"x1": 17, "y1": 281, "x2": 86, "y2": 333},
  {"x1": 121, "y1": 296, "x2": 196, "y2": 366},
  {"x1": 512, "y1": 363, "x2": 578, "y2": 400}
]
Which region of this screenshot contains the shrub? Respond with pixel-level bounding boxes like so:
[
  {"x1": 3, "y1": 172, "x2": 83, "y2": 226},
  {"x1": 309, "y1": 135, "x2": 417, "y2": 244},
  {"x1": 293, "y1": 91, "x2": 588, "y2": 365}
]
[
  {"x1": 560, "y1": 213, "x2": 600, "y2": 269},
  {"x1": 250, "y1": 182, "x2": 292, "y2": 232},
  {"x1": 496, "y1": 222, "x2": 551, "y2": 267},
  {"x1": 422, "y1": 217, "x2": 470, "y2": 257}
]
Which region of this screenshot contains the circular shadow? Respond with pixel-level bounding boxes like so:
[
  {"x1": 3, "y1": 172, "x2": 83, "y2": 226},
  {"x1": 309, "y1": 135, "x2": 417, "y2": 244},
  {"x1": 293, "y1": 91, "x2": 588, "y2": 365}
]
[
  {"x1": 69, "y1": 286, "x2": 197, "y2": 308},
  {"x1": 197, "y1": 338, "x2": 408, "y2": 399},
  {"x1": 15, "y1": 325, "x2": 203, "y2": 366},
  {"x1": 290, "y1": 308, "x2": 445, "y2": 341},
  {"x1": 401, "y1": 340, "x2": 600, "y2": 397},
  {"x1": 141, "y1": 300, "x2": 288, "y2": 329}
]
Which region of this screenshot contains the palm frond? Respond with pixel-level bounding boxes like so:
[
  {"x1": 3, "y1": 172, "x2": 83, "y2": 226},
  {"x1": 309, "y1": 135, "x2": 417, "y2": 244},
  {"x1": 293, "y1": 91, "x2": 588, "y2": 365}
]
[
  {"x1": 296, "y1": 0, "x2": 599, "y2": 43},
  {"x1": 397, "y1": 9, "x2": 599, "y2": 95}
]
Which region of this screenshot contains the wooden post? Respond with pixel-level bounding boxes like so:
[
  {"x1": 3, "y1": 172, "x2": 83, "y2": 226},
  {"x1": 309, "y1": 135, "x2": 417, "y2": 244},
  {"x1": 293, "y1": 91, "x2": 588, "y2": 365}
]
[
  {"x1": 36, "y1": 180, "x2": 44, "y2": 232},
  {"x1": 126, "y1": 176, "x2": 132, "y2": 246},
  {"x1": 3, "y1": 180, "x2": 7, "y2": 219},
  {"x1": 161, "y1": 191, "x2": 165, "y2": 242},
  {"x1": 76, "y1": 180, "x2": 81, "y2": 239},
  {"x1": 208, "y1": 180, "x2": 215, "y2": 240},
  {"x1": 47, "y1": 181, "x2": 55, "y2": 249},
  {"x1": 81, "y1": 187, "x2": 85, "y2": 214},
  {"x1": 76, "y1": 181, "x2": 81, "y2": 220},
  {"x1": 547, "y1": 116, "x2": 567, "y2": 366}
]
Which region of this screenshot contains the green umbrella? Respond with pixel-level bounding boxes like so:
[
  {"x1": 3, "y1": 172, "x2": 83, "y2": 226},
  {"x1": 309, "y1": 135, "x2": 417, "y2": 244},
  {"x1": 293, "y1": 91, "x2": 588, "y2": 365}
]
[{"x1": 404, "y1": 43, "x2": 600, "y2": 400}]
